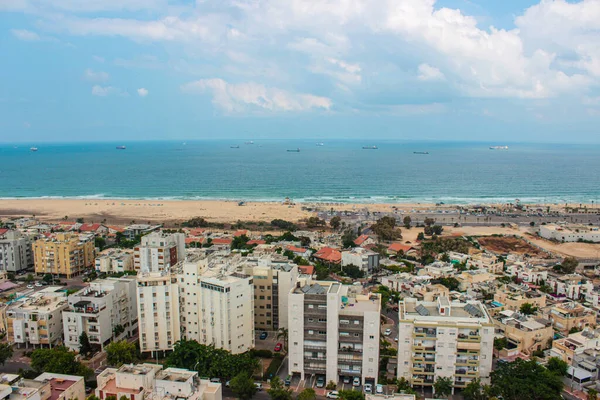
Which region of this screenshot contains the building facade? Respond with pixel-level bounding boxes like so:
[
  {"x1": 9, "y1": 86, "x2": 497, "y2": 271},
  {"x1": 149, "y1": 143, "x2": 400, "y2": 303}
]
[
  {"x1": 33, "y1": 233, "x2": 94, "y2": 278},
  {"x1": 0, "y1": 230, "x2": 32, "y2": 273},
  {"x1": 341, "y1": 248, "x2": 380, "y2": 274},
  {"x1": 95, "y1": 249, "x2": 134, "y2": 274},
  {"x1": 134, "y1": 232, "x2": 185, "y2": 272}
]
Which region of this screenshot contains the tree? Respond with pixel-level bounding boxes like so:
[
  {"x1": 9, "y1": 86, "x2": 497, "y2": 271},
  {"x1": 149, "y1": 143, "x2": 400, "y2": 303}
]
[
  {"x1": 94, "y1": 237, "x2": 106, "y2": 250},
  {"x1": 424, "y1": 217, "x2": 435, "y2": 226},
  {"x1": 25, "y1": 274, "x2": 34, "y2": 283},
  {"x1": 271, "y1": 219, "x2": 298, "y2": 231},
  {"x1": 433, "y1": 376, "x2": 452, "y2": 398},
  {"x1": 106, "y1": 340, "x2": 139, "y2": 367},
  {"x1": 342, "y1": 229, "x2": 358, "y2": 248},
  {"x1": 338, "y1": 390, "x2": 365, "y2": 400},
  {"x1": 371, "y1": 217, "x2": 401, "y2": 241},
  {"x1": 342, "y1": 264, "x2": 365, "y2": 279},
  {"x1": 417, "y1": 232, "x2": 425, "y2": 241},
  {"x1": 119, "y1": 396, "x2": 129, "y2": 400},
  {"x1": 267, "y1": 376, "x2": 292, "y2": 400},
  {"x1": 30, "y1": 347, "x2": 93, "y2": 379},
  {"x1": 588, "y1": 388, "x2": 598, "y2": 400},
  {"x1": 546, "y1": 357, "x2": 568, "y2": 377},
  {"x1": 435, "y1": 277, "x2": 460, "y2": 291},
  {"x1": 306, "y1": 217, "x2": 326, "y2": 228},
  {"x1": 42, "y1": 273, "x2": 53, "y2": 284},
  {"x1": 432, "y1": 225, "x2": 443, "y2": 235},
  {"x1": 297, "y1": 388, "x2": 316, "y2": 400},
  {"x1": 561, "y1": 257, "x2": 578, "y2": 274},
  {"x1": 76, "y1": 217, "x2": 84, "y2": 223},
  {"x1": 79, "y1": 332, "x2": 93, "y2": 357},
  {"x1": 277, "y1": 327, "x2": 288, "y2": 352},
  {"x1": 403, "y1": 216, "x2": 412, "y2": 229},
  {"x1": 463, "y1": 378, "x2": 491, "y2": 400},
  {"x1": 86, "y1": 396, "x2": 100, "y2": 400},
  {"x1": 230, "y1": 372, "x2": 256, "y2": 400},
  {"x1": 494, "y1": 337, "x2": 508, "y2": 351},
  {"x1": 490, "y1": 358, "x2": 563, "y2": 400},
  {"x1": 519, "y1": 302, "x2": 538, "y2": 315},
  {"x1": 530, "y1": 221, "x2": 536, "y2": 227},
  {"x1": 0, "y1": 343, "x2": 14, "y2": 365},
  {"x1": 395, "y1": 377, "x2": 416, "y2": 395},
  {"x1": 113, "y1": 324, "x2": 125, "y2": 338},
  {"x1": 330, "y1": 216, "x2": 341, "y2": 230}
]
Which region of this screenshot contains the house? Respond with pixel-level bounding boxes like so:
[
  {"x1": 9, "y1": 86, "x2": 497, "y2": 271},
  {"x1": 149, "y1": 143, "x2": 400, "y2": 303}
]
[
  {"x1": 313, "y1": 247, "x2": 341, "y2": 264},
  {"x1": 247, "y1": 239, "x2": 266, "y2": 245},
  {"x1": 79, "y1": 223, "x2": 109, "y2": 236},
  {"x1": 387, "y1": 243, "x2": 415, "y2": 257},
  {"x1": 493, "y1": 310, "x2": 554, "y2": 355},
  {"x1": 285, "y1": 245, "x2": 311, "y2": 259},
  {"x1": 341, "y1": 247, "x2": 379, "y2": 273},
  {"x1": 234, "y1": 230, "x2": 249, "y2": 237},
  {"x1": 354, "y1": 235, "x2": 375, "y2": 247},
  {"x1": 211, "y1": 238, "x2": 232, "y2": 246}
]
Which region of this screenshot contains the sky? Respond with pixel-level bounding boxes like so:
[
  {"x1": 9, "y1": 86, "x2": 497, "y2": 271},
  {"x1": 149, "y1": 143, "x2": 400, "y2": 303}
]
[{"x1": 1, "y1": 0, "x2": 600, "y2": 143}]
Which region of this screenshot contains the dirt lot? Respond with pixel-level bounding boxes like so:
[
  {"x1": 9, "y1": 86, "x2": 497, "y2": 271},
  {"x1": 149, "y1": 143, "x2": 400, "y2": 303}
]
[{"x1": 476, "y1": 235, "x2": 551, "y2": 258}]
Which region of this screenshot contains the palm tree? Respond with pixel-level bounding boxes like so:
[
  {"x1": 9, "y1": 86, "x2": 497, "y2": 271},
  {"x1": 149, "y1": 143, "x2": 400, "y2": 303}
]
[{"x1": 277, "y1": 327, "x2": 288, "y2": 352}]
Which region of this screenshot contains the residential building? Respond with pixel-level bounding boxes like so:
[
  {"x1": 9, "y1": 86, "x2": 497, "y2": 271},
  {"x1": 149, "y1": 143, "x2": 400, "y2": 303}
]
[
  {"x1": 79, "y1": 224, "x2": 109, "y2": 236},
  {"x1": 467, "y1": 252, "x2": 503, "y2": 274},
  {"x1": 419, "y1": 262, "x2": 454, "y2": 278},
  {"x1": 95, "y1": 249, "x2": 134, "y2": 273},
  {"x1": 313, "y1": 247, "x2": 341, "y2": 265},
  {"x1": 288, "y1": 282, "x2": 381, "y2": 385},
  {"x1": 134, "y1": 231, "x2": 185, "y2": 272},
  {"x1": 354, "y1": 235, "x2": 375, "y2": 248},
  {"x1": 457, "y1": 270, "x2": 494, "y2": 291},
  {"x1": 0, "y1": 230, "x2": 32, "y2": 273},
  {"x1": 493, "y1": 283, "x2": 546, "y2": 312},
  {"x1": 96, "y1": 364, "x2": 221, "y2": 400},
  {"x1": 550, "y1": 328, "x2": 600, "y2": 363},
  {"x1": 387, "y1": 243, "x2": 416, "y2": 257},
  {"x1": 341, "y1": 248, "x2": 380, "y2": 274},
  {"x1": 286, "y1": 246, "x2": 311, "y2": 260},
  {"x1": 539, "y1": 224, "x2": 600, "y2": 243},
  {"x1": 492, "y1": 310, "x2": 554, "y2": 355},
  {"x1": 33, "y1": 233, "x2": 94, "y2": 278},
  {"x1": 414, "y1": 284, "x2": 449, "y2": 302},
  {"x1": 7, "y1": 287, "x2": 68, "y2": 348},
  {"x1": 546, "y1": 302, "x2": 596, "y2": 334},
  {"x1": 124, "y1": 224, "x2": 161, "y2": 240},
  {"x1": 546, "y1": 274, "x2": 593, "y2": 300},
  {"x1": 505, "y1": 263, "x2": 548, "y2": 284},
  {"x1": 33, "y1": 373, "x2": 85, "y2": 400},
  {"x1": 397, "y1": 297, "x2": 494, "y2": 392},
  {"x1": 1, "y1": 378, "x2": 51, "y2": 400},
  {"x1": 63, "y1": 277, "x2": 138, "y2": 351}
]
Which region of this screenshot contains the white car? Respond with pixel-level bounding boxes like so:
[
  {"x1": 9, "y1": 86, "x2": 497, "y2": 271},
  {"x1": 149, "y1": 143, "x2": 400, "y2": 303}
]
[
  {"x1": 35, "y1": 282, "x2": 42, "y2": 287},
  {"x1": 254, "y1": 382, "x2": 263, "y2": 391},
  {"x1": 326, "y1": 391, "x2": 339, "y2": 399},
  {"x1": 394, "y1": 336, "x2": 398, "y2": 342},
  {"x1": 27, "y1": 285, "x2": 34, "y2": 289},
  {"x1": 384, "y1": 328, "x2": 392, "y2": 336},
  {"x1": 376, "y1": 384, "x2": 384, "y2": 394},
  {"x1": 353, "y1": 377, "x2": 361, "y2": 387},
  {"x1": 364, "y1": 383, "x2": 372, "y2": 394}
]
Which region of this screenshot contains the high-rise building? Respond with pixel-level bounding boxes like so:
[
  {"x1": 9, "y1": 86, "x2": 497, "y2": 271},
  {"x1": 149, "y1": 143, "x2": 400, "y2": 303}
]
[
  {"x1": 396, "y1": 297, "x2": 494, "y2": 393},
  {"x1": 0, "y1": 230, "x2": 32, "y2": 273},
  {"x1": 33, "y1": 233, "x2": 94, "y2": 278},
  {"x1": 288, "y1": 282, "x2": 381, "y2": 385},
  {"x1": 134, "y1": 232, "x2": 185, "y2": 272}
]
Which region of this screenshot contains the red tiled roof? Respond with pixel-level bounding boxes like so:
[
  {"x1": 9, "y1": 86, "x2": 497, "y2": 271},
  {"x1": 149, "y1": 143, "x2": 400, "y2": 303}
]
[
  {"x1": 314, "y1": 247, "x2": 341, "y2": 263},
  {"x1": 80, "y1": 223, "x2": 102, "y2": 232},
  {"x1": 298, "y1": 265, "x2": 315, "y2": 275},
  {"x1": 212, "y1": 238, "x2": 232, "y2": 245},
  {"x1": 189, "y1": 228, "x2": 206, "y2": 236},
  {"x1": 59, "y1": 221, "x2": 76, "y2": 225},
  {"x1": 234, "y1": 229, "x2": 249, "y2": 237},
  {"x1": 388, "y1": 243, "x2": 414, "y2": 253},
  {"x1": 354, "y1": 235, "x2": 370, "y2": 245},
  {"x1": 185, "y1": 237, "x2": 205, "y2": 244},
  {"x1": 286, "y1": 245, "x2": 307, "y2": 253},
  {"x1": 108, "y1": 226, "x2": 125, "y2": 232},
  {"x1": 248, "y1": 239, "x2": 266, "y2": 245},
  {"x1": 0, "y1": 228, "x2": 8, "y2": 236}
]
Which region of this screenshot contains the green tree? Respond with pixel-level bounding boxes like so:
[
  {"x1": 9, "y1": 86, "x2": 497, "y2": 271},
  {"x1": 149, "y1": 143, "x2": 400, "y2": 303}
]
[
  {"x1": 342, "y1": 229, "x2": 358, "y2": 248},
  {"x1": 330, "y1": 216, "x2": 341, "y2": 230},
  {"x1": 440, "y1": 253, "x2": 450, "y2": 262},
  {"x1": 588, "y1": 388, "x2": 598, "y2": 400},
  {"x1": 277, "y1": 327, "x2": 288, "y2": 352},
  {"x1": 25, "y1": 274, "x2": 34, "y2": 283},
  {"x1": 561, "y1": 257, "x2": 578, "y2": 274},
  {"x1": 232, "y1": 235, "x2": 250, "y2": 250},
  {"x1": 105, "y1": 396, "x2": 116, "y2": 400},
  {"x1": 86, "y1": 396, "x2": 100, "y2": 400},
  {"x1": 342, "y1": 264, "x2": 365, "y2": 279},
  {"x1": 417, "y1": 232, "x2": 425, "y2": 241},
  {"x1": 230, "y1": 372, "x2": 256, "y2": 400},
  {"x1": 424, "y1": 217, "x2": 435, "y2": 226},
  {"x1": 436, "y1": 277, "x2": 460, "y2": 291},
  {"x1": 463, "y1": 378, "x2": 491, "y2": 400},
  {"x1": 371, "y1": 217, "x2": 402, "y2": 241},
  {"x1": 113, "y1": 324, "x2": 125, "y2": 337},
  {"x1": 42, "y1": 273, "x2": 53, "y2": 284},
  {"x1": 106, "y1": 340, "x2": 139, "y2": 367},
  {"x1": 267, "y1": 376, "x2": 292, "y2": 400},
  {"x1": 490, "y1": 358, "x2": 563, "y2": 400},
  {"x1": 403, "y1": 216, "x2": 412, "y2": 229},
  {"x1": 433, "y1": 376, "x2": 453, "y2": 398},
  {"x1": 338, "y1": 390, "x2": 365, "y2": 400},
  {"x1": 395, "y1": 377, "x2": 416, "y2": 394},
  {"x1": 0, "y1": 342, "x2": 14, "y2": 365},
  {"x1": 94, "y1": 237, "x2": 106, "y2": 250},
  {"x1": 76, "y1": 218, "x2": 84, "y2": 223},
  {"x1": 297, "y1": 388, "x2": 316, "y2": 400},
  {"x1": 119, "y1": 396, "x2": 129, "y2": 400},
  {"x1": 519, "y1": 302, "x2": 538, "y2": 315},
  {"x1": 494, "y1": 337, "x2": 508, "y2": 351},
  {"x1": 546, "y1": 357, "x2": 568, "y2": 376},
  {"x1": 79, "y1": 332, "x2": 93, "y2": 357},
  {"x1": 30, "y1": 347, "x2": 93, "y2": 379},
  {"x1": 375, "y1": 285, "x2": 391, "y2": 309}
]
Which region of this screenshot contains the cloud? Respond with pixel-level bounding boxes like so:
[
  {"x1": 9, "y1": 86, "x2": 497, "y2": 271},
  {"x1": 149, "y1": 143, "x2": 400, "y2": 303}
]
[
  {"x1": 92, "y1": 55, "x2": 105, "y2": 63},
  {"x1": 417, "y1": 64, "x2": 445, "y2": 81},
  {"x1": 23, "y1": 121, "x2": 31, "y2": 128},
  {"x1": 181, "y1": 78, "x2": 332, "y2": 113},
  {"x1": 91, "y1": 85, "x2": 127, "y2": 97},
  {"x1": 11, "y1": 29, "x2": 40, "y2": 41},
  {"x1": 137, "y1": 88, "x2": 149, "y2": 97},
  {"x1": 83, "y1": 68, "x2": 109, "y2": 82}
]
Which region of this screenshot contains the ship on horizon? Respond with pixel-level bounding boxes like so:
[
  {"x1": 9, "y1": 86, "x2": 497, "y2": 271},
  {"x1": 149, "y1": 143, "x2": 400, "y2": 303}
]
[
  {"x1": 413, "y1": 151, "x2": 429, "y2": 154},
  {"x1": 244, "y1": 141, "x2": 254, "y2": 145},
  {"x1": 489, "y1": 145, "x2": 509, "y2": 150},
  {"x1": 316, "y1": 142, "x2": 324, "y2": 146},
  {"x1": 362, "y1": 145, "x2": 378, "y2": 150},
  {"x1": 287, "y1": 148, "x2": 300, "y2": 152},
  {"x1": 230, "y1": 145, "x2": 240, "y2": 149},
  {"x1": 116, "y1": 145, "x2": 126, "y2": 150},
  {"x1": 30, "y1": 147, "x2": 38, "y2": 152}
]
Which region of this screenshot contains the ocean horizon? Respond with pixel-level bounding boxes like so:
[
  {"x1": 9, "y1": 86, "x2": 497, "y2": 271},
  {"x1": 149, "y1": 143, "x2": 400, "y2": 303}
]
[{"x1": 2, "y1": 140, "x2": 600, "y2": 205}]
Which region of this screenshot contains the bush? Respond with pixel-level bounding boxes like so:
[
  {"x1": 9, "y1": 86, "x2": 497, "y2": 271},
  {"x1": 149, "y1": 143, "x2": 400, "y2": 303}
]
[{"x1": 264, "y1": 354, "x2": 284, "y2": 380}]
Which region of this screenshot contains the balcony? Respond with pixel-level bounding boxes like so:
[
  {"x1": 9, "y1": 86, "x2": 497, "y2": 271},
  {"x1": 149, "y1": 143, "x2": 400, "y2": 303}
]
[
  {"x1": 304, "y1": 356, "x2": 327, "y2": 361},
  {"x1": 304, "y1": 345, "x2": 327, "y2": 351},
  {"x1": 458, "y1": 333, "x2": 481, "y2": 343},
  {"x1": 339, "y1": 335, "x2": 362, "y2": 343},
  {"x1": 338, "y1": 369, "x2": 361, "y2": 376},
  {"x1": 338, "y1": 358, "x2": 362, "y2": 365},
  {"x1": 339, "y1": 347, "x2": 362, "y2": 354},
  {"x1": 305, "y1": 366, "x2": 326, "y2": 374},
  {"x1": 457, "y1": 341, "x2": 481, "y2": 350}
]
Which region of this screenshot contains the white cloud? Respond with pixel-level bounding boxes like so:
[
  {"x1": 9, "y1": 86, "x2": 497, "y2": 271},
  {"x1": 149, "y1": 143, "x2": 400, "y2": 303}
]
[
  {"x1": 23, "y1": 121, "x2": 31, "y2": 128},
  {"x1": 91, "y1": 85, "x2": 127, "y2": 97},
  {"x1": 11, "y1": 29, "x2": 40, "y2": 41},
  {"x1": 137, "y1": 88, "x2": 149, "y2": 97},
  {"x1": 181, "y1": 78, "x2": 332, "y2": 113},
  {"x1": 417, "y1": 63, "x2": 445, "y2": 81},
  {"x1": 92, "y1": 55, "x2": 105, "y2": 63},
  {"x1": 83, "y1": 68, "x2": 109, "y2": 82}
]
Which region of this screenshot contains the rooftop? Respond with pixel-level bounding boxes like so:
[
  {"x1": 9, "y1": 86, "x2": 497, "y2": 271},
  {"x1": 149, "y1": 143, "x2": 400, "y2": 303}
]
[{"x1": 401, "y1": 297, "x2": 490, "y2": 323}]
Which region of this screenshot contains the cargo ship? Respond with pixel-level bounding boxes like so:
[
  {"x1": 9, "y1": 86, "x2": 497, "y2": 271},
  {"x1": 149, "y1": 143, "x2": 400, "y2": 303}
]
[
  {"x1": 362, "y1": 145, "x2": 378, "y2": 149},
  {"x1": 116, "y1": 146, "x2": 126, "y2": 150}
]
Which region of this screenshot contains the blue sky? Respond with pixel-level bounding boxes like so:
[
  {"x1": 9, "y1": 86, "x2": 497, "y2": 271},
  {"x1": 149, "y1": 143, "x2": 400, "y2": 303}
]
[{"x1": 1, "y1": 0, "x2": 600, "y2": 143}]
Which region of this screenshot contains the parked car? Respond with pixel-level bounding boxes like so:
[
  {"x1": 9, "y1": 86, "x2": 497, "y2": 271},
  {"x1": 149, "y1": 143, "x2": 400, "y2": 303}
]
[
  {"x1": 384, "y1": 328, "x2": 392, "y2": 336},
  {"x1": 274, "y1": 342, "x2": 283, "y2": 352},
  {"x1": 35, "y1": 282, "x2": 42, "y2": 287},
  {"x1": 394, "y1": 336, "x2": 398, "y2": 342},
  {"x1": 210, "y1": 378, "x2": 220, "y2": 383},
  {"x1": 352, "y1": 377, "x2": 361, "y2": 387},
  {"x1": 26, "y1": 285, "x2": 34, "y2": 289},
  {"x1": 259, "y1": 332, "x2": 268, "y2": 340},
  {"x1": 342, "y1": 376, "x2": 350, "y2": 384},
  {"x1": 376, "y1": 384, "x2": 384, "y2": 394},
  {"x1": 326, "y1": 391, "x2": 339, "y2": 399},
  {"x1": 284, "y1": 376, "x2": 291, "y2": 386},
  {"x1": 364, "y1": 383, "x2": 372, "y2": 394},
  {"x1": 254, "y1": 382, "x2": 263, "y2": 391},
  {"x1": 316, "y1": 376, "x2": 325, "y2": 388}
]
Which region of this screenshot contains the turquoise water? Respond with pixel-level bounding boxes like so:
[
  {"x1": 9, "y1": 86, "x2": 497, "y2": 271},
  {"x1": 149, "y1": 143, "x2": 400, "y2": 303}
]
[{"x1": 1, "y1": 140, "x2": 599, "y2": 204}]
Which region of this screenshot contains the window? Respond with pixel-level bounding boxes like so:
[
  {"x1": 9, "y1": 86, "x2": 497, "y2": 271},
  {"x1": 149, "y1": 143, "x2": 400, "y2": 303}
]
[
  {"x1": 308, "y1": 304, "x2": 314, "y2": 309},
  {"x1": 369, "y1": 335, "x2": 374, "y2": 339}
]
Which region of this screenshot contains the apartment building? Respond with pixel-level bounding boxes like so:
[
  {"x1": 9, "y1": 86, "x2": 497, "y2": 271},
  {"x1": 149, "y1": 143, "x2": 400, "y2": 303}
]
[
  {"x1": 457, "y1": 270, "x2": 494, "y2": 291},
  {"x1": 414, "y1": 284, "x2": 450, "y2": 302},
  {"x1": 467, "y1": 252, "x2": 503, "y2": 274},
  {"x1": 492, "y1": 310, "x2": 554, "y2": 355},
  {"x1": 505, "y1": 263, "x2": 548, "y2": 284},
  {"x1": 493, "y1": 283, "x2": 546, "y2": 312},
  {"x1": 63, "y1": 277, "x2": 137, "y2": 351},
  {"x1": 33, "y1": 233, "x2": 94, "y2": 278},
  {"x1": 7, "y1": 287, "x2": 68, "y2": 348},
  {"x1": 0, "y1": 230, "x2": 32, "y2": 273},
  {"x1": 546, "y1": 302, "x2": 596, "y2": 334},
  {"x1": 397, "y1": 297, "x2": 494, "y2": 393},
  {"x1": 96, "y1": 364, "x2": 222, "y2": 400},
  {"x1": 539, "y1": 224, "x2": 600, "y2": 243},
  {"x1": 32, "y1": 373, "x2": 85, "y2": 400},
  {"x1": 134, "y1": 232, "x2": 185, "y2": 272},
  {"x1": 288, "y1": 282, "x2": 381, "y2": 385},
  {"x1": 341, "y1": 248, "x2": 380, "y2": 274},
  {"x1": 550, "y1": 328, "x2": 600, "y2": 363},
  {"x1": 546, "y1": 274, "x2": 593, "y2": 300},
  {"x1": 95, "y1": 249, "x2": 134, "y2": 273},
  {"x1": 137, "y1": 271, "x2": 181, "y2": 354}
]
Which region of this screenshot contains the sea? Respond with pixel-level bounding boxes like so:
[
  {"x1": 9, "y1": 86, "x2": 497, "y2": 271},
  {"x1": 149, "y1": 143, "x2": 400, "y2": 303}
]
[{"x1": 1, "y1": 140, "x2": 599, "y2": 204}]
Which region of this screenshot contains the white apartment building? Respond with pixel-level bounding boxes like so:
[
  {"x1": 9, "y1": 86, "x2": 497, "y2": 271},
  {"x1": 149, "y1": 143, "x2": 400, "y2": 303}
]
[
  {"x1": 505, "y1": 263, "x2": 548, "y2": 284},
  {"x1": 134, "y1": 232, "x2": 185, "y2": 272},
  {"x1": 95, "y1": 249, "x2": 134, "y2": 273},
  {"x1": 341, "y1": 248, "x2": 380, "y2": 274},
  {"x1": 0, "y1": 230, "x2": 32, "y2": 273},
  {"x1": 288, "y1": 282, "x2": 381, "y2": 385},
  {"x1": 397, "y1": 297, "x2": 494, "y2": 393},
  {"x1": 547, "y1": 274, "x2": 594, "y2": 300},
  {"x1": 63, "y1": 277, "x2": 138, "y2": 351},
  {"x1": 539, "y1": 224, "x2": 600, "y2": 243},
  {"x1": 7, "y1": 287, "x2": 68, "y2": 348}
]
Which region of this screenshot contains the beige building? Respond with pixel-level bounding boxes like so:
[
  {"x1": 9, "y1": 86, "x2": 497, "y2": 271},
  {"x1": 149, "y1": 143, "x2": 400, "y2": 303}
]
[
  {"x1": 546, "y1": 302, "x2": 596, "y2": 334},
  {"x1": 457, "y1": 270, "x2": 494, "y2": 291},
  {"x1": 492, "y1": 310, "x2": 553, "y2": 355},
  {"x1": 7, "y1": 287, "x2": 68, "y2": 348},
  {"x1": 33, "y1": 373, "x2": 85, "y2": 400},
  {"x1": 550, "y1": 328, "x2": 600, "y2": 363},
  {"x1": 467, "y1": 252, "x2": 503, "y2": 274},
  {"x1": 95, "y1": 249, "x2": 133, "y2": 274},
  {"x1": 397, "y1": 297, "x2": 494, "y2": 393},
  {"x1": 33, "y1": 233, "x2": 94, "y2": 278},
  {"x1": 493, "y1": 284, "x2": 546, "y2": 312},
  {"x1": 414, "y1": 284, "x2": 450, "y2": 302}
]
